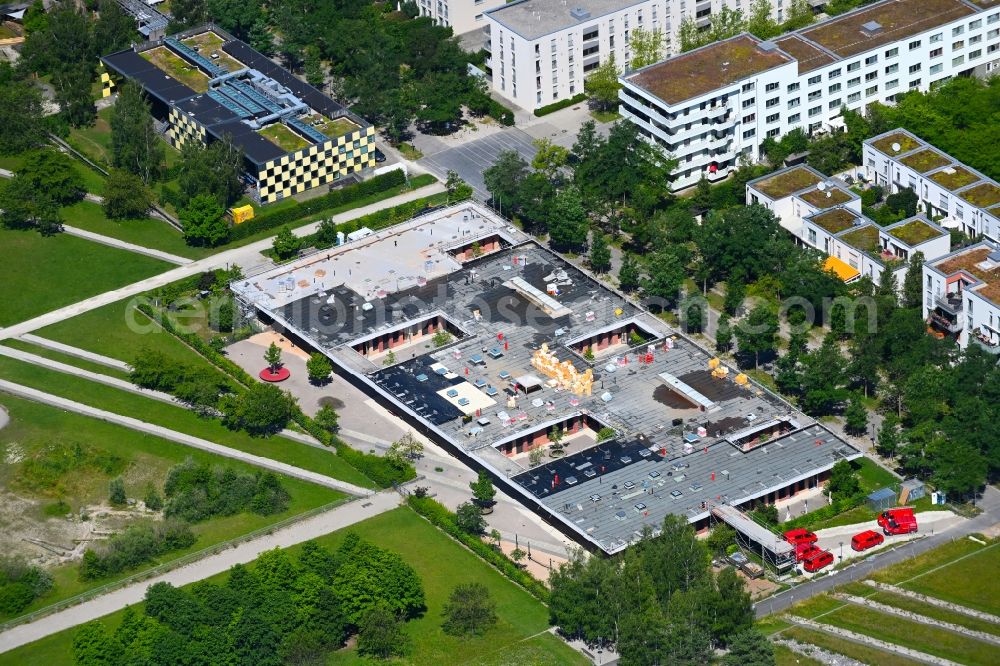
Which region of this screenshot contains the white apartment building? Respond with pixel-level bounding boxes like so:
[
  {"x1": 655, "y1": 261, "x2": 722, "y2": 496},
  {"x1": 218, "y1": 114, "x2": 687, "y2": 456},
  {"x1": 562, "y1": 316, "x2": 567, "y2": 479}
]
[
  {"x1": 415, "y1": 0, "x2": 506, "y2": 36},
  {"x1": 482, "y1": 0, "x2": 790, "y2": 112},
  {"x1": 863, "y1": 128, "x2": 1000, "y2": 243},
  {"x1": 746, "y1": 164, "x2": 950, "y2": 288},
  {"x1": 924, "y1": 242, "x2": 1000, "y2": 352},
  {"x1": 620, "y1": 0, "x2": 1000, "y2": 190}
]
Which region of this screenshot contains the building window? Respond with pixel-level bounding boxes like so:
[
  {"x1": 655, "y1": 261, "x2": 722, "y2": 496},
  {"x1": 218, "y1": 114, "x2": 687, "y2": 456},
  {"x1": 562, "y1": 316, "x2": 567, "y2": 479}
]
[
  {"x1": 848, "y1": 76, "x2": 861, "y2": 87},
  {"x1": 866, "y1": 71, "x2": 878, "y2": 81},
  {"x1": 808, "y1": 74, "x2": 821, "y2": 85},
  {"x1": 742, "y1": 97, "x2": 755, "y2": 108},
  {"x1": 908, "y1": 63, "x2": 922, "y2": 73},
  {"x1": 971, "y1": 19, "x2": 982, "y2": 29},
  {"x1": 766, "y1": 96, "x2": 779, "y2": 108},
  {"x1": 953, "y1": 40, "x2": 965, "y2": 50},
  {"x1": 788, "y1": 112, "x2": 800, "y2": 124},
  {"x1": 931, "y1": 32, "x2": 943, "y2": 43},
  {"x1": 953, "y1": 25, "x2": 965, "y2": 36},
  {"x1": 849, "y1": 61, "x2": 861, "y2": 71},
  {"x1": 930, "y1": 63, "x2": 944, "y2": 74},
  {"x1": 787, "y1": 82, "x2": 800, "y2": 93},
  {"x1": 808, "y1": 229, "x2": 817, "y2": 244},
  {"x1": 909, "y1": 79, "x2": 922, "y2": 89},
  {"x1": 829, "y1": 83, "x2": 841, "y2": 94},
  {"x1": 828, "y1": 99, "x2": 841, "y2": 109},
  {"x1": 971, "y1": 49, "x2": 983, "y2": 59},
  {"x1": 885, "y1": 64, "x2": 899, "y2": 74},
  {"x1": 990, "y1": 28, "x2": 1000, "y2": 39},
  {"x1": 847, "y1": 91, "x2": 861, "y2": 103},
  {"x1": 743, "y1": 128, "x2": 756, "y2": 139},
  {"x1": 953, "y1": 55, "x2": 965, "y2": 66},
  {"x1": 808, "y1": 105, "x2": 822, "y2": 117},
  {"x1": 971, "y1": 34, "x2": 982, "y2": 45},
  {"x1": 808, "y1": 90, "x2": 821, "y2": 101},
  {"x1": 766, "y1": 112, "x2": 779, "y2": 123},
  {"x1": 865, "y1": 54, "x2": 878, "y2": 65},
  {"x1": 990, "y1": 12, "x2": 999, "y2": 24},
  {"x1": 886, "y1": 79, "x2": 898, "y2": 89},
  {"x1": 866, "y1": 85, "x2": 878, "y2": 96},
  {"x1": 766, "y1": 82, "x2": 779, "y2": 92},
  {"x1": 930, "y1": 47, "x2": 943, "y2": 57},
  {"x1": 887, "y1": 47, "x2": 899, "y2": 58},
  {"x1": 743, "y1": 113, "x2": 756, "y2": 123},
  {"x1": 766, "y1": 128, "x2": 780, "y2": 137},
  {"x1": 742, "y1": 82, "x2": 755, "y2": 92}
]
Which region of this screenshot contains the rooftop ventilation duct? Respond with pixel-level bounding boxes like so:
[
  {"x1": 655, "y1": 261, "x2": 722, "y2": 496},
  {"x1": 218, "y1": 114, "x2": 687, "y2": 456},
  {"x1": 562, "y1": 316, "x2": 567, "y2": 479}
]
[
  {"x1": 861, "y1": 21, "x2": 883, "y2": 35},
  {"x1": 570, "y1": 7, "x2": 591, "y2": 20}
]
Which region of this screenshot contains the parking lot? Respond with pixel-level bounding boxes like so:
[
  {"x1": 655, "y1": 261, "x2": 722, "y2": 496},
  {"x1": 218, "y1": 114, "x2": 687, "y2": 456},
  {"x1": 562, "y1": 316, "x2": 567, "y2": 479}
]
[{"x1": 419, "y1": 127, "x2": 539, "y2": 200}]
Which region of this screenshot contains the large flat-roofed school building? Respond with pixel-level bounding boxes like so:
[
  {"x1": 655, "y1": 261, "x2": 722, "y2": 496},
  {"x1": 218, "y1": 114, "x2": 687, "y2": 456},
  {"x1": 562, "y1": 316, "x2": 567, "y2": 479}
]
[
  {"x1": 101, "y1": 26, "x2": 376, "y2": 204},
  {"x1": 232, "y1": 201, "x2": 861, "y2": 557}
]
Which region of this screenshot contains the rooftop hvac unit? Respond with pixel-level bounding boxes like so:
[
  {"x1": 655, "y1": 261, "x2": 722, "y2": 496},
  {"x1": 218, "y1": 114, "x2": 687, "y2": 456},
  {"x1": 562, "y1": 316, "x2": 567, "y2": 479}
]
[{"x1": 570, "y1": 7, "x2": 591, "y2": 20}]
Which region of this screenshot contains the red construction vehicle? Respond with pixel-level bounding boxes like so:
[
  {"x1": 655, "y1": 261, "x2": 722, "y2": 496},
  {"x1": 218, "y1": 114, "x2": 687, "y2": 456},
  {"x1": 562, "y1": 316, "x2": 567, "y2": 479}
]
[
  {"x1": 784, "y1": 528, "x2": 818, "y2": 546},
  {"x1": 877, "y1": 507, "x2": 918, "y2": 535},
  {"x1": 851, "y1": 530, "x2": 885, "y2": 551},
  {"x1": 802, "y1": 550, "x2": 834, "y2": 573}
]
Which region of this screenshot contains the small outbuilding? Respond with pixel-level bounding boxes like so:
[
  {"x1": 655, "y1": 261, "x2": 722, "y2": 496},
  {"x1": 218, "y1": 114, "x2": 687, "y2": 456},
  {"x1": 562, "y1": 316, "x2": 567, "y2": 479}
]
[
  {"x1": 900, "y1": 478, "x2": 926, "y2": 504},
  {"x1": 867, "y1": 487, "x2": 896, "y2": 512}
]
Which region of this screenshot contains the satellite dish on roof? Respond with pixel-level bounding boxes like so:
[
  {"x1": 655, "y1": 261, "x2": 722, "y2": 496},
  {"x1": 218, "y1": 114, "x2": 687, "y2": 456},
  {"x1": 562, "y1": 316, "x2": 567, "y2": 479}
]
[
  {"x1": 891, "y1": 142, "x2": 901, "y2": 152},
  {"x1": 826, "y1": 191, "x2": 832, "y2": 198},
  {"x1": 817, "y1": 182, "x2": 827, "y2": 191}
]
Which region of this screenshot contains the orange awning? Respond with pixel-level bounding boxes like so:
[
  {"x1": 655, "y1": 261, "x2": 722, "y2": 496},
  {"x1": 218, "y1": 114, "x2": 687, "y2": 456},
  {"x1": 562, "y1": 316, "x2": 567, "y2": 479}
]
[{"x1": 823, "y1": 256, "x2": 860, "y2": 282}]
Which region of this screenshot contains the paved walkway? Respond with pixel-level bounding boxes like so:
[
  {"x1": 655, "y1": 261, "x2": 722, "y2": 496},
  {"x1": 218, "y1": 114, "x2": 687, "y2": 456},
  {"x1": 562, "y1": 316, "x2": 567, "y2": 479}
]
[
  {"x1": 19, "y1": 334, "x2": 131, "y2": 371},
  {"x1": 0, "y1": 379, "x2": 371, "y2": 497},
  {"x1": 0, "y1": 182, "x2": 445, "y2": 342},
  {"x1": 0, "y1": 490, "x2": 401, "y2": 654},
  {"x1": 63, "y1": 225, "x2": 193, "y2": 266},
  {"x1": 785, "y1": 616, "x2": 963, "y2": 666}
]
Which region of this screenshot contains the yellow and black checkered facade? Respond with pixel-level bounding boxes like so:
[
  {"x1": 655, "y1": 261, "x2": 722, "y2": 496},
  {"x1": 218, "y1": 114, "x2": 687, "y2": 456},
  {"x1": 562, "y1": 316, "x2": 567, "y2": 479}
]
[
  {"x1": 100, "y1": 68, "x2": 117, "y2": 98},
  {"x1": 166, "y1": 107, "x2": 208, "y2": 150},
  {"x1": 256, "y1": 125, "x2": 376, "y2": 204}
]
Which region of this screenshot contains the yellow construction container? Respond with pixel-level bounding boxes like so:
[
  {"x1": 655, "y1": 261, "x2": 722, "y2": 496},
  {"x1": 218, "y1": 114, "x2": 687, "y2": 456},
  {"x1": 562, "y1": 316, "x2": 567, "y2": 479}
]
[{"x1": 230, "y1": 205, "x2": 255, "y2": 224}]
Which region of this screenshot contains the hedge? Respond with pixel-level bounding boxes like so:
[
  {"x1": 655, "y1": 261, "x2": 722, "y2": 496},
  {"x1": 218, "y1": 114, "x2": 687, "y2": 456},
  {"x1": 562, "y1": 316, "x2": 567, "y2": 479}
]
[
  {"x1": 534, "y1": 93, "x2": 588, "y2": 117},
  {"x1": 226, "y1": 169, "x2": 409, "y2": 242},
  {"x1": 334, "y1": 442, "x2": 415, "y2": 487},
  {"x1": 407, "y1": 495, "x2": 550, "y2": 602}
]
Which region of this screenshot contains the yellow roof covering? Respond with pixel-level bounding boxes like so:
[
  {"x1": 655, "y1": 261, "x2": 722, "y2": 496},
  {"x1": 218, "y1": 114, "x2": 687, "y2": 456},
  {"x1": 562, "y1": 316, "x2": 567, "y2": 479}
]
[{"x1": 823, "y1": 255, "x2": 860, "y2": 282}]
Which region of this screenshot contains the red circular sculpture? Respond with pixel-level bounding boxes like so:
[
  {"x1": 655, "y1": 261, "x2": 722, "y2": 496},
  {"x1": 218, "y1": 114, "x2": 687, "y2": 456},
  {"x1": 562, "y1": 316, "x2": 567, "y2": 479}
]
[{"x1": 259, "y1": 367, "x2": 290, "y2": 382}]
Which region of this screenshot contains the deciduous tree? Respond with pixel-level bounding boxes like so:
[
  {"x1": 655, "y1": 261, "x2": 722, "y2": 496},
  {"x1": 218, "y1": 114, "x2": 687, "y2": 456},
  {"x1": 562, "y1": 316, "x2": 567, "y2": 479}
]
[
  {"x1": 103, "y1": 169, "x2": 152, "y2": 219},
  {"x1": 180, "y1": 194, "x2": 227, "y2": 247},
  {"x1": 442, "y1": 582, "x2": 497, "y2": 636}
]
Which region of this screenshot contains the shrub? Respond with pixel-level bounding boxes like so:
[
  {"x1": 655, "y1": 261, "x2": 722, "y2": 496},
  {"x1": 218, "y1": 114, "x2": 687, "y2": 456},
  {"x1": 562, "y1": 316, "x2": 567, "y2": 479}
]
[
  {"x1": 221, "y1": 382, "x2": 298, "y2": 436},
  {"x1": 108, "y1": 477, "x2": 126, "y2": 505},
  {"x1": 79, "y1": 520, "x2": 196, "y2": 580},
  {"x1": 534, "y1": 93, "x2": 588, "y2": 117},
  {"x1": 335, "y1": 442, "x2": 415, "y2": 488},
  {"x1": 163, "y1": 458, "x2": 290, "y2": 522},
  {"x1": 0, "y1": 556, "x2": 53, "y2": 614}
]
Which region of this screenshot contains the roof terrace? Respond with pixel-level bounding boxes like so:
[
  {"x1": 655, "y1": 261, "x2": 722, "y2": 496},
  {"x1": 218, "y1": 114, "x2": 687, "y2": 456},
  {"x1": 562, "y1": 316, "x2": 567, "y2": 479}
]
[
  {"x1": 887, "y1": 218, "x2": 945, "y2": 246},
  {"x1": 799, "y1": 186, "x2": 854, "y2": 209},
  {"x1": 811, "y1": 208, "x2": 859, "y2": 234},
  {"x1": 934, "y1": 246, "x2": 1000, "y2": 305},
  {"x1": 840, "y1": 224, "x2": 882, "y2": 256},
  {"x1": 627, "y1": 35, "x2": 792, "y2": 106},
  {"x1": 751, "y1": 166, "x2": 823, "y2": 200}
]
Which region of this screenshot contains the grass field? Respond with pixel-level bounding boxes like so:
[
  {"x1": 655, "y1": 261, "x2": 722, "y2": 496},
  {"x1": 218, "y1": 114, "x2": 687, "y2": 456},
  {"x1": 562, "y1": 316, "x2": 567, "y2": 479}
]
[
  {"x1": 781, "y1": 627, "x2": 924, "y2": 666},
  {"x1": 66, "y1": 107, "x2": 114, "y2": 169},
  {"x1": 898, "y1": 542, "x2": 1000, "y2": 614},
  {"x1": 0, "y1": 355, "x2": 373, "y2": 488},
  {"x1": 873, "y1": 536, "x2": 989, "y2": 585},
  {"x1": 0, "y1": 229, "x2": 172, "y2": 327},
  {"x1": 0, "y1": 395, "x2": 345, "y2": 618},
  {"x1": 0, "y1": 339, "x2": 131, "y2": 381},
  {"x1": 62, "y1": 201, "x2": 211, "y2": 260},
  {"x1": 0, "y1": 507, "x2": 586, "y2": 666},
  {"x1": 774, "y1": 641, "x2": 824, "y2": 666},
  {"x1": 868, "y1": 589, "x2": 1000, "y2": 637}
]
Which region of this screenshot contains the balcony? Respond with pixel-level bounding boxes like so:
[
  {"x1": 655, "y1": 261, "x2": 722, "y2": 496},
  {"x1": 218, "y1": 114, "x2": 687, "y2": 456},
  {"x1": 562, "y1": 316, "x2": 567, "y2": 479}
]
[
  {"x1": 972, "y1": 330, "x2": 1000, "y2": 354},
  {"x1": 483, "y1": 40, "x2": 491, "y2": 53},
  {"x1": 929, "y1": 312, "x2": 962, "y2": 334},
  {"x1": 934, "y1": 292, "x2": 963, "y2": 315}
]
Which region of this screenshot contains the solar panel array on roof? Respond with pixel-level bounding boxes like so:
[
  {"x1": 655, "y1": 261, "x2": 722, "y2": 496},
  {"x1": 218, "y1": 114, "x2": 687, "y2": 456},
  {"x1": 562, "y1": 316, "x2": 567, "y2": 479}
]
[
  {"x1": 287, "y1": 116, "x2": 328, "y2": 144},
  {"x1": 165, "y1": 37, "x2": 226, "y2": 77}
]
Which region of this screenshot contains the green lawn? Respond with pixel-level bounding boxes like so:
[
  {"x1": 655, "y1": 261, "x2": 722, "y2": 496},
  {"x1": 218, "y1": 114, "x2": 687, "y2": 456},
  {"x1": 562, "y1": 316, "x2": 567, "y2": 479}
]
[
  {"x1": 0, "y1": 338, "x2": 131, "y2": 380},
  {"x1": 873, "y1": 536, "x2": 989, "y2": 585},
  {"x1": 0, "y1": 507, "x2": 585, "y2": 666},
  {"x1": 774, "y1": 642, "x2": 824, "y2": 666},
  {"x1": 0, "y1": 229, "x2": 172, "y2": 327},
  {"x1": 817, "y1": 604, "x2": 998, "y2": 666},
  {"x1": 900, "y1": 542, "x2": 1000, "y2": 614},
  {"x1": 66, "y1": 107, "x2": 114, "y2": 168},
  {"x1": 869, "y1": 589, "x2": 1000, "y2": 637},
  {"x1": 0, "y1": 355, "x2": 374, "y2": 488},
  {"x1": 781, "y1": 626, "x2": 925, "y2": 666},
  {"x1": 61, "y1": 201, "x2": 211, "y2": 260},
  {"x1": 33, "y1": 297, "x2": 219, "y2": 366},
  {"x1": 0, "y1": 395, "x2": 345, "y2": 620}
]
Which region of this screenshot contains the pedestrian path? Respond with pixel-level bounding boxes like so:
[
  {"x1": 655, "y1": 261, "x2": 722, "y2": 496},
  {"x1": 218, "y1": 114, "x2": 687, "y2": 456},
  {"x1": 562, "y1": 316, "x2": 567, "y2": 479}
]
[
  {"x1": 19, "y1": 334, "x2": 131, "y2": 371},
  {"x1": 0, "y1": 491, "x2": 400, "y2": 654},
  {"x1": 63, "y1": 225, "x2": 193, "y2": 265}
]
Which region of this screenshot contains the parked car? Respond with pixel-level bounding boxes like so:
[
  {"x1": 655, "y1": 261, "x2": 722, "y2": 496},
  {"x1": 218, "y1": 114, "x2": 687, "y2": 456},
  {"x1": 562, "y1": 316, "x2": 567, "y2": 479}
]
[
  {"x1": 878, "y1": 507, "x2": 918, "y2": 535},
  {"x1": 373, "y1": 148, "x2": 386, "y2": 163},
  {"x1": 795, "y1": 543, "x2": 822, "y2": 563},
  {"x1": 802, "y1": 550, "x2": 834, "y2": 573},
  {"x1": 784, "y1": 528, "x2": 818, "y2": 546},
  {"x1": 851, "y1": 529, "x2": 885, "y2": 551}
]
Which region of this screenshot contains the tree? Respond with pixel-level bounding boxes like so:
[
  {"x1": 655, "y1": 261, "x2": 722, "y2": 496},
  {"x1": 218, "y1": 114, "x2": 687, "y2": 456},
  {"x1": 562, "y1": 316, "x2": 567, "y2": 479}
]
[
  {"x1": 482, "y1": 149, "x2": 529, "y2": 214},
  {"x1": 548, "y1": 185, "x2": 589, "y2": 251},
  {"x1": 723, "y1": 628, "x2": 775, "y2": 666},
  {"x1": 455, "y1": 501, "x2": 486, "y2": 535},
  {"x1": 618, "y1": 252, "x2": 641, "y2": 292},
  {"x1": 442, "y1": 582, "x2": 497, "y2": 636},
  {"x1": 178, "y1": 136, "x2": 243, "y2": 206},
  {"x1": 629, "y1": 28, "x2": 664, "y2": 69},
  {"x1": 180, "y1": 195, "x2": 227, "y2": 247},
  {"x1": 751, "y1": 503, "x2": 779, "y2": 527},
  {"x1": 677, "y1": 17, "x2": 703, "y2": 52},
  {"x1": 14, "y1": 150, "x2": 85, "y2": 205},
  {"x1": 272, "y1": 226, "x2": 301, "y2": 260},
  {"x1": 734, "y1": 304, "x2": 779, "y2": 369},
  {"x1": 643, "y1": 249, "x2": 686, "y2": 310},
  {"x1": 902, "y1": 250, "x2": 925, "y2": 309},
  {"x1": 314, "y1": 404, "x2": 339, "y2": 434},
  {"x1": 705, "y1": 524, "x2": 737, "y2": 557},
  {"x1": 877, "y1": 414, "x2": 900, "y2": 458},
  {"x1": 928, "y1": 438, "x2": 987, "y2": 498},
  {"x1": 111, "y1": 82, "x2": 164, "y2": 183},
  {"x1": 306, "y1": 353, "x2": 332, "y2": 384},
  {"x1": 470, "y1": 471, "x2": 496, "y2": 510},
  {"x1": 799, "y1": 334, "x2": 849, "y2": 415},
  {"x1": 0, "y1": 176, "x2": 62, "y2": 234},
  {"x1": 387, "y1": 432, "x2": 423, "y2": 462},
  {"x1": 303, "y1": 45, "x2": 325, "y2": 87},
  {"x1": 144, "y1": 486, "x2": 163, "y2": 511},
  {"x1": 357, "y1": 602, "x2": 408, "y2": 659},
  {"x1": 264, "y1": 342, "x2": 283, "y2": 373},
  {"x1": 712, "y1": 567, "x2": 754, "y2": 645},
  {"x1": 844, "y1": 394, "x2": 868, "y2": 436},
  {"x1": 716, "y1": 314, "x2": 734, "y2": 353},
  {"x1": 585, "y1": 54, "x2": 621, "y2": 111},
  {"x1": 531, "y1": 138, "x2": 569, "y2": 180},
  {"x1": 109, "y1": 477, "x2": 126, "y2": 505},
  {"x1": 73, "y1": 621, "x2": 121, "y2": 666},
  {"x1": 0, "y1": 77, "x2": 46, "y2": 155},
  {"x1": 93, "y1": 0, "x2": 137, "y2": 56},
  {"x1": 445, "y1": 169, "x2": 472, "y2": 202},
  {"x1": 54, "y1": 62, "x2": 97, "y2": 128},
  {"x1": 589, "y1": 232, "x2": 612, "y2": 273},
  {"x1": 826, "y1": 459, "x2": 861, "y2": 499},
  {"x1": 222, "y1": 383, "x2": 297, "y2": 436},
  {"x1": 169, "y1": 0, "x2": 207, "y2": 29},
  {"x1": 103, "y1": 169, "x2": 152, "y2": 219},
  {"x1": 745, "y1": 0, "x2": 779, "y2": 39}
]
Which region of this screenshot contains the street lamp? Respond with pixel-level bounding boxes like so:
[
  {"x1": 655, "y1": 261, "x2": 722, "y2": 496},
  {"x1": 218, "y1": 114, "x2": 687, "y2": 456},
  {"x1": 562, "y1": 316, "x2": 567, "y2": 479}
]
[{"x1": 839, "y1": 541, "x2": 844, "y2": 561}]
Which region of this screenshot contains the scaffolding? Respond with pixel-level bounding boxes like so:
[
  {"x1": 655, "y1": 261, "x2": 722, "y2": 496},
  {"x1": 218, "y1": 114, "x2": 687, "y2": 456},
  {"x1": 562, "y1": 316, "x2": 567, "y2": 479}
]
[{"x1": 711, "y1": 503, "x2": 796, "y2": 572}]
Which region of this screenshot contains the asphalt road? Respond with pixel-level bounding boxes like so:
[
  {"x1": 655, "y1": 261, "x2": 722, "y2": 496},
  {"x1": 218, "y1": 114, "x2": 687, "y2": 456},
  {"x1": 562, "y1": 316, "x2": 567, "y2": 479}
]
[
  {"x1": 419, "y1": 128, "x2": 538, "y2": 200},
  {"x1": 755, "y1": 486, "x2": 1000, "y2": 618}
]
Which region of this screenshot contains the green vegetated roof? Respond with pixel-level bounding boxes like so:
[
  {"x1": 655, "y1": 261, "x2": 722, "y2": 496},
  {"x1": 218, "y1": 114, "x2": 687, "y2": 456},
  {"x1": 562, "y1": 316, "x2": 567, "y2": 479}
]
[
  {"x1": 257, "y1": 123, "x2": 310, "y2": 152},
  {"x1": 799, "y1": 187, "x2": 853, "y2": 209},
  {"x1": 936, "y1": 246, "x2": 1000, "y2": 305},
  {"x1": 899, "y1": 149, "x2": 951, "y2": 174},
  {"x1": 959, "y1": 182, "x2": 1000, "y2": 209},
  {"x1": 871, "y1": 132, "x2": 922, "y2": 156},
  {"x1": 752, "y1": 167, "x2": 822, "y2": 199},
  {"x1": 929, "y1": 166, "x2": 980, "y2": 191},
  {"x1": 840, "y1": 225, "x2": 882, "y2": 256},
  {"x1": 811, "y1": 208, "x2": 858, "y2": 234},
  {"x1": 889, "y1": 219, "x2": 943, "y2": 246}
]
